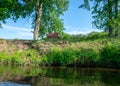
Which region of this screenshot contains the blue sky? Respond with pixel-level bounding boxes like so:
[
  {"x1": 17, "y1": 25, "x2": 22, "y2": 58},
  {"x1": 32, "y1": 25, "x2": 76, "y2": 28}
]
[{"x1": 0, "y1": 0, "x2": 100, "y2": 40}]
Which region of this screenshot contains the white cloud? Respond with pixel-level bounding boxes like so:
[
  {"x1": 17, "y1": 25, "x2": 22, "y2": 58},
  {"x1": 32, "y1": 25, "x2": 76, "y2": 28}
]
[
  {"x1": 2, "y1": 24, "x2": 33, "y2": 32},
  {"x1": 67, "y1": 31, "x2": 88, "y2": 34},
  {"x1": 1, "y1": 24, "x2": 33, "y2": 39},
  {"x1": 18, "y1": 32, "x2": 33, "y2": 37},
  {"x1": 64, "y1": 25, "x2": 101, "y2": 35}
]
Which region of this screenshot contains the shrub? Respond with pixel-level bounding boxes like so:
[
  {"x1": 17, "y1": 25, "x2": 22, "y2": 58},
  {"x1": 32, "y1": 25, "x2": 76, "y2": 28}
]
[
  {"x1": 87, "y1": 32, "x2": 108, "y2": 40},
  {"x1": 0, "y1": 49, "x2": 41, "y2": 65},
  {"x1": 0, "y1": 51, "x2": 11, "y2": 64},
  {"x1": 71, "y1": 34, "x2": 86, "y2": 42},
  {"x1": 20, "y1": 49, "x2": 41, "y2": 65},
  {"x1": 45, "y1": 47, "x2": 99, "y2": 66},
  {"x1": 100, "y1": 44, "x2": 120, "y2": 68},
  {"x1": 74, "y1": 48, "x2": 99, "y2": 66},
  {"x1": 61, "y1": 33, "x2": 72, "y2": 41},
  {"x1": 45, "y1": 48, "x2": 76, "y2": 66},
  {"x1": 46, "y1": 48, "x2": 64, "y2": 66}
]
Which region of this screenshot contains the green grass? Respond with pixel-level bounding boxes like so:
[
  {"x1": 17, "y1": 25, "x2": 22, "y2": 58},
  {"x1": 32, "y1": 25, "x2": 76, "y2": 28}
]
[
  {"x1": 35, "y1": 35, "x2": 120, "y2": 68},
  {"x1": 0, "y1": 49, "x2": 42, "y2": 65},
  {"x1": 0, "y1": 32, "x2": 120, "y2": 68}
]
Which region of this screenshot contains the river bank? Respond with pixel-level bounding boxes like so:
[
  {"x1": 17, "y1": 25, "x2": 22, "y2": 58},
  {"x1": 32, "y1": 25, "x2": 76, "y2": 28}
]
[{"x1": 0, "y1": 37, "x2": 120, "y2": 68}]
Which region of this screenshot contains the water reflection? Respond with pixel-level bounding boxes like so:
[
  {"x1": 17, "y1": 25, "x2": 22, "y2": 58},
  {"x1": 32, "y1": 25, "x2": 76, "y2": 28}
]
[
  {"x1": 0, "y1": 65, "x2": 120, "y2": 86},
  {"x1": 0, "y1": 82, "x2": 30, "y2": 86}
]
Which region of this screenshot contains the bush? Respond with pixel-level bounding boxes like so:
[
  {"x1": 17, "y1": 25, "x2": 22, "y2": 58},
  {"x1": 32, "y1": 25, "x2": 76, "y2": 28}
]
[
  {"x1": 0, "y1": 49, "x2": 41, "y2": 65},
  {"x1": 0, "y1": 51, "x2": 11, "y2": 64},
  {"x1": 100, "y1": 44, "x2": 120, "y2": 68},
  {"x1": 71, "y1": 34, "x2": 86, "y2": 42},
  {"x1": 44, "y1": 47, "x2": 99, "y2": 66},
  {"x1": 10, "y1": 51, "x2": 23, "y2": 64},
  {"x1": 61, "y1": 33, "x2": 72, "y2": 41},
  {"x1": 73, "y1": 48, "x2": 99, "y2": 66},
  {"x1": 46, "y1": 48, "x2": 66, "y2": 66},
  {"x1": 87, "y1": 32, "x2": 108, "y2": 40}
]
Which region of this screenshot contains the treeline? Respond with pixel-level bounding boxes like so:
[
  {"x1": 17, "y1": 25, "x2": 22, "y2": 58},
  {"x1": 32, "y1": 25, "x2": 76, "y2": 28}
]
[{"x1": 60, "y1": 32, "x2": 108, "y2": 41}]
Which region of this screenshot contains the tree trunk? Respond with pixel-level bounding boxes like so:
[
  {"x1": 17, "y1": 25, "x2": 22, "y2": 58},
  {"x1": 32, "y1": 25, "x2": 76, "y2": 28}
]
[
  {"x1": 115, "y1": 0, "x2": 119, "y2": 37},
  {"x1": 115, "y1": 0, "x2": 118, "y2": 18},
  {"x1": 34, "y1": 0, "x2": 42, "y2": 40},
  {"x1": 108, "y1": 0, "x2": 113, "y2": 37}
]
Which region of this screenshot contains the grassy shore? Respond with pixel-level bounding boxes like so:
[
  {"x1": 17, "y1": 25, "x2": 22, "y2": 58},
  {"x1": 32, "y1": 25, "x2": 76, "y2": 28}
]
[
  {"x1": 0, "y1": 33, "x2": 120, "y2": 68},
  {"x1": 32, "y1": 37, "x2": 120, "y2": 68}
]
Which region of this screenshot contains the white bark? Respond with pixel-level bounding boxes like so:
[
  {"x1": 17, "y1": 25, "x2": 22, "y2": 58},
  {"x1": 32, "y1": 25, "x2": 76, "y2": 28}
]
[{"x1": 34, "y1": 0, "x2": 42, "y2": 40}]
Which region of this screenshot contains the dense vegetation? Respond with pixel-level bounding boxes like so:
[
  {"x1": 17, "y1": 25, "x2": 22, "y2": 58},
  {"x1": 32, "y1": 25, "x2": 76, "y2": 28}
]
[
  {"x1": 0, "y1": 32, "x2": 119, "y2": 68},
  {"x1": 0, "y1": 0, "x2": 120, "y2": 69},
  {"x1": 38, "y1": 32, "x2": 120, "y2": 68}
]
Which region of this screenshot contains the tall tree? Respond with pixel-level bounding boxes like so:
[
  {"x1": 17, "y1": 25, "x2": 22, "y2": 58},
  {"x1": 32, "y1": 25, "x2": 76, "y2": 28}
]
[
  {"x1": 0, "y1": 0, "x2": 69, "y2": 40},
  {"x1": 34, "y1": 0, "x2": 42, "y2": 40},
  {"x1": 36, "y1": 0, "x2": 68, "y2": 38},
  {"x1": 18, "y1": 0, "x2": 69, "y2": 40},
  {"x1": 112, "y1": 0, "x2": 120, "y2": 36},
  {"x1": 80, "y1": 0, "x2": 120, "y2": 37}
]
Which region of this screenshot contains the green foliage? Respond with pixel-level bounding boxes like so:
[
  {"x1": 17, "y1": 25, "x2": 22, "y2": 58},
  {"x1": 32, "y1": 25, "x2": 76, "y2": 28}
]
[
  {"x1": 79, "y1": 0, "x2": 90, "y2": 10},
  {"x1": 0, "y1": 51, "x2": 11, "y2": 64},
  {"x1": 58, "y1": 32, "x2": 86, "y2": 42},
  {"x1": 0, "y1": 37, "x2": 120, "y2": 68},
  {"x1": 39, "y1": 0, "x2": 69, "y2": 37},
  {"x1": 79, "y1": 48, "x2": 98, "y2": 62},
  {"x1": 17, "y1": 0, "x2": 69, "y2": 38},
  {"x1": 44, "y1": 47, "x2": 99, "y2": 66},
  {"x1": 109, "y1": 16, "x2": 120, "y2": 36},
  {"x1": 0, "y1": 0, "x2": 69, "y2": 40},
  {"x1": 100, "y1": 44, "x2": 120, "y2": 68},
  {"x1": 0, "y1": 0, "x2": 23, "y2": 25},
  {"x1": 46, "y1": 48, "x2": 64, "y2": 66},
  {"x1": 87, "y1": 32, "x2": 108, "y2": 40},
  {"x1": 72, "y1": 34, "x2": 86, "y2": 41},
  {"x1": 80, "y1": 0, "x2": 120, "y2": 37},
  {"x1": 61, "y1": 33, "x2": 72, "y2": 41},
  {"x1": 10, "y1": 51, "x2": 23, "y2": 64},
  {"x1": 60, "y1": 32, "x2": 108, "y2": 41},
  {"x1": 0, "y1": 49, "x2": 41, "y2": 65}
]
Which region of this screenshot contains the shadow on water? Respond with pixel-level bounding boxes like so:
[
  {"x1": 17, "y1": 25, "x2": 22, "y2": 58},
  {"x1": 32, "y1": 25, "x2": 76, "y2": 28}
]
[{"x1": 0, "y1": 65, "x2": 120, "y2": 86}]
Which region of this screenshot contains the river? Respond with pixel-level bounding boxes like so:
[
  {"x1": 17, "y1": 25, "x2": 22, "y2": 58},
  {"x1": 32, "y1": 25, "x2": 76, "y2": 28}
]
[{"x1": 0, "y1": 65, "x2": 120, "y2": 86}]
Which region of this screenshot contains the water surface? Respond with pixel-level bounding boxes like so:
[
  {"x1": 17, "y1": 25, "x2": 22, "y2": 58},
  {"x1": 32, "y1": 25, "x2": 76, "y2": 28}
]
[{"x1": 0, "y1": 65, "x2": 120, "y2": 86}]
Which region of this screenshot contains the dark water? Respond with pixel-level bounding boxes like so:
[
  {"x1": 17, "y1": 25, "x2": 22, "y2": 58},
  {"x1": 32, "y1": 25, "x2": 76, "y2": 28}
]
[{"x1": 0, "y1": 65, "x2": 120, "y2": 86}]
